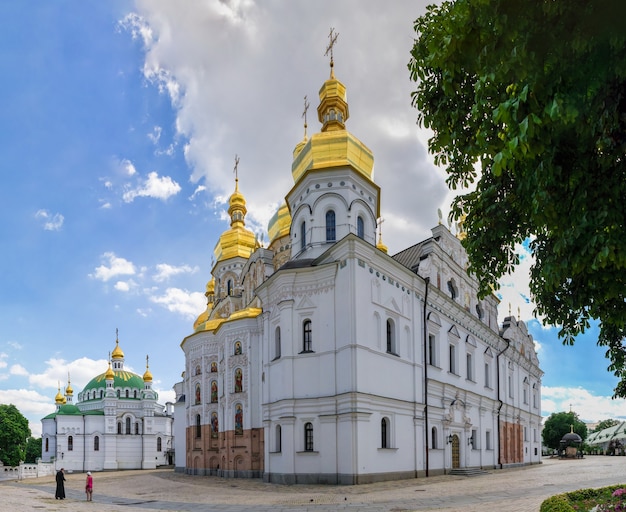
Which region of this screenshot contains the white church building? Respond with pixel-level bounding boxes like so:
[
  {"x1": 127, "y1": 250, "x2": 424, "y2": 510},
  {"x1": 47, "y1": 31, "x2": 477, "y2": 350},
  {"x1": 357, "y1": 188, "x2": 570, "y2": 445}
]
[
  {"x1": 41, "y1": 336, "x2": 174, "y2": 471},
  {"x1": 175, "y1": 44, "x2": 543, "y2": 484}
]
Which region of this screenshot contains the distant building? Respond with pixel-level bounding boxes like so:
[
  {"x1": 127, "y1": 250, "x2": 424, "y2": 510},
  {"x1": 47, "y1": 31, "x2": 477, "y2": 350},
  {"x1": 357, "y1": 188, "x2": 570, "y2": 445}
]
[
  {"x1": 41, "y1": 336, "x2": 174, "y2": 471},
  {"x1": 174, "y1": 44, "x2": 543, "y2": 484}
]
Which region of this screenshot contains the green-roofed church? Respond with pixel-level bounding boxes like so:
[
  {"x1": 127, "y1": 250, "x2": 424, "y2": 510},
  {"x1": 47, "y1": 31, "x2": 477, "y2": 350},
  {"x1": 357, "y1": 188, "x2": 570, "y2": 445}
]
[{"x1": 41, "y1": 334, "x2": 174, "y2": 471}]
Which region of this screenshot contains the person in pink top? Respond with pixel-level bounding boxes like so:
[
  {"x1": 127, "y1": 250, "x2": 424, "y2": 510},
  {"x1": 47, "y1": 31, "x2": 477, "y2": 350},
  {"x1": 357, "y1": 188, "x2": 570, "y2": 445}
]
[{"x1": 85, "y1": 471, "x2": 93, "y2": 501}]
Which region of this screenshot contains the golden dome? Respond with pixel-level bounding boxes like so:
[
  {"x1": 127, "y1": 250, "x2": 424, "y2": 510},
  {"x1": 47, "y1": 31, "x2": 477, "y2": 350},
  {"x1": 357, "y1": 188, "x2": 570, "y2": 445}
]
[
  {"x1": 105, "y1": 361, "x2": 115, "y2": 380},
  {"x1": 111, "y1": 337, "x2": 124, "y2": 360},
  {"x1": 291, "y1": 68, "x2": 375, "y2": 193},
  {"x1": 143, "y1": 356, "x2": 153, "y2": 382},
  {"x1": 376, "y1": 230, "x2": 388, "y2": 254},
  {"x1": 267, "y1": 202, "x2": 292, "y2": 247},
  {"x1": 213, "y1": 179, "x2": 259, "y2": 263},
  {"x1": 65, "y1": 374, "x2": 73, "y2": 396},
  {"x1": 206, "y1": 277, "x2": 215, "y2": 295},
  {"x1": 55, "y1": 383, "x2": 64, "y2": 404}
]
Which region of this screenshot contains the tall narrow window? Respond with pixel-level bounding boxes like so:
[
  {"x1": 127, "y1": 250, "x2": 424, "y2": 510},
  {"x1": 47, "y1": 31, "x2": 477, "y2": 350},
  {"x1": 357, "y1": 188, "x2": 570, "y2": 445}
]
[
  {"x1": 326, "y1": 210, "x2": 336, "y2": 241},
  {"x1": 45, "y1": 438, "x2": 49, "y2": 452},
  {"x1": 94, "y1": 436, "x2": 99, "y2": 451},
  {"x1": 303, "y1": 320, "x2": 312, "y2": 352},
  {"x1": 485, "y1": 362, "x2": 491, "y2": 388},
  {"x1": 486, "y1": 430, "x2": 492, "y2": 450},
  {"x1": 357, "y1": 216, "x2": 364, "y2": 239},
  {"x1": 157, "y1": 437, "x2": 162, "y2": 452},
  {"x1": 381, "y1": 418, "x2": 389, "y2": 448},
  {"x1": 196, "y1": 414, "x2": 201, "y2": 438},
  {"x1": 428, "y1": 334, "x2": 437, "y2": 366},
  {"x1": 126, "y1": 417, "x2": 131, "y2": 435},
  {"x1": 431, "y1": 426, "x2": 438, "y2": 449},
  {"x1": 386, "y1": 319, "x2": 395, "y2": 354},
  {"x1": 135, "y1": 422, "x2": 139, "y2": 435},
  {"x1": 68, "y1": 436, "x2": 73, "y2": 451},
  {"x1": 227, "y1": 279, "x2": 233, "y2": 296},
  {"x1": 449, "y1": 344, "x2": 457, "y2": 374},
  {"x1": 275, "y1": 425, "x2": 282, "y2": 452},
  {"x1": 117, "y1": 422, "x2": 122, "y2": 435},
  {"x1": 304, "y1": 422, "x2": 314, "y2": 451},
  {"x1": 274, "y1": 326, "x2": 281, "y2": 359},
  {"x1": 300, "y1": 221, "x2": 306, "y2": 251},
  {"x1": 466, "y1": 353, "x2": 473, "y2": 381}
]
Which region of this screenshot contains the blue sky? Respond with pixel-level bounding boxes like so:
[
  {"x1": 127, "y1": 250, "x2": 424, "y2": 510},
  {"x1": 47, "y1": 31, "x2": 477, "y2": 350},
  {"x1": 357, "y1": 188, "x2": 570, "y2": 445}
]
[{"x1": 1, "y1": 1, "x2": 623, "y2": 437}]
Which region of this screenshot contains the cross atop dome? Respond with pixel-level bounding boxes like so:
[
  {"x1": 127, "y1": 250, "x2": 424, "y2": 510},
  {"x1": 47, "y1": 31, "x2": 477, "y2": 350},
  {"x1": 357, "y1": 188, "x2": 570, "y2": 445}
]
[{"x1": 325, "y1": 27, "x2": 339, "y2": 78}]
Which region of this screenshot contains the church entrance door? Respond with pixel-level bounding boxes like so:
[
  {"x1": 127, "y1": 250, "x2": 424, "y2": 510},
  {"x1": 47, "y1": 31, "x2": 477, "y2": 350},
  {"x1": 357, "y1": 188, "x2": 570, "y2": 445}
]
[{"x1": 451, "y1": 434, "x2": 460, "y2": 468}]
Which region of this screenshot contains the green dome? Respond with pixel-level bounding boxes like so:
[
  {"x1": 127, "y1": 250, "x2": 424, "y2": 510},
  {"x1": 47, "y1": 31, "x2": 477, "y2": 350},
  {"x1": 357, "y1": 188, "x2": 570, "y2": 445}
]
[
  {"x1": 82, "y1": 370, "x2": 145, "y2": 398},
  {"x1": 56, "y1": 404, "x2": 81, "y2": 415}
]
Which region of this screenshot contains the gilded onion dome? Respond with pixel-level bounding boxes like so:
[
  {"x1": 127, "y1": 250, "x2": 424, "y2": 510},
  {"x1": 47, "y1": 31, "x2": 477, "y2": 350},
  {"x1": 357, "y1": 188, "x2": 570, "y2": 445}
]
[
  {"x1": 143, "y1": 356, "x2": 153, "y2": 382},
  {"x1": 193, "y1": 277, "x2": 215, "y2": 331},
  {"x1": 213, "y1": 178, "x2": 259, "y2": 263},
  {"x1": 267, "y1": 201, "x2": 292, "y2": 247},
  {"x1": 291, "y1": 58, "x2": 374, "y2": 188},
  {"x1": 111, "y1": 337, "x2": 124, "y2": 360},
  {"x1": 55, "y1": 383, "x2": 64, "y2": 404},
  {"x1": 65, "y1": 374, "x2": 73, "y2": 396},
  {"x1": 105, "y1": 360, "x2": 115, "y2": 380}
]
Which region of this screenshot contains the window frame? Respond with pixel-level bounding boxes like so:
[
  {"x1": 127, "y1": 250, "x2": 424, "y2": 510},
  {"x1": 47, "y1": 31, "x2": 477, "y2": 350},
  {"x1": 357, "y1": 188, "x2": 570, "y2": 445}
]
[
  {"x1": 325, "y1": 210, "x2": 336, "y2": 242},
  {"x1": 302, "y1": 319, "x2": 313, "y2": 352},
  {"x1": 304, "y1": 422, "x2": 314, "y2": 452}
]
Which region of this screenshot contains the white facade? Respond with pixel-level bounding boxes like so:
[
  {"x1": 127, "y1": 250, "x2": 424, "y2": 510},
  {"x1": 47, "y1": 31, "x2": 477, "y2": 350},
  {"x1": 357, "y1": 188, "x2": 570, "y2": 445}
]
[
  {"x1": 41, "y1": 340, "x2": 174, "y2": 472},
  {"x1": 176, "y1": 55, "x2": 543, "y2": 484}
]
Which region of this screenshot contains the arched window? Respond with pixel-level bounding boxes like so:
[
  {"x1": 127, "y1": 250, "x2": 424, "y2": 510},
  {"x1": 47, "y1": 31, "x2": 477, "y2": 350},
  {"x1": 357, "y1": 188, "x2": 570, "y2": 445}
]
[
  {"x1": 431, "y1": 426, "x2": 438, "y2": 449},
  {"x1": 68, "y1": 436, "x2": 73, "y2": 451},
  {"x1": 326, "y1": 210, "x2": 336, "y2": 241},
  {"x1": 304, "y1": 422, "x2": 314, "y2": 451},
  {"x1": 135, "y1": 422, "x2": 139, "y2": 435},
  {"x1": 227, "y1": 279, "x2": 233, "y2": 296},
  {"x1": 100, "y1": 389, "x2": 103, "y2": 398},
  {"x1": 274, "y1": 326, "x2": 281, "y2": 359},
  {"x1": 381, "y1": 418, "x2": 389, "y2": 448},
  {"x1": 300, "y1": 221, "x2": 306, "y2": 251},
  {"x1": 45, "y1": 438, "x2": 49, "y2": 452},
  {"x1": 234, "y1": 341, "x2": 242, "y2": 355},
  {"x1": 94, "y1": 436, "x2": 99, "y2": 451},
  {"x1": 275, "y1": 425, "x2": 282, "y2": 452},
  {"x1": 126, "y1": 417, "x2": 131, "y2": 435},
  {"x1": 449, "y1": 344, "x2": 457, "y2": 374},
  {"x1": 157, "y1": 437, "x2": 162, "y2": 452},
  {"x1": 195, "y1": 365, "x2": 201, "y2": 375},
  {"x1": 117, "y1": 422, "x2": 122, "y2": 435},
  {"x1": 196, "y1": 414, "x2": 201, "y2": 438},
  {"x1": 447, "y1": 279, "x2": 457, "y2": 300},
  {"x1": 117, "y1": 389, "x2": 120, "y2": 398},
  {"x1": 195, "y1": 383, "x2": 201, "y2": 405},
  {"x1": 386, "y1": 319, "x2": 396, "y2": 354},
  {"x1": 357, "y1": 216, "x2": 364, "y2": 239},
  {"x1": 303, "y1": 320, "x2": 312, "y2": 352},
  {"x1": 125, "y1": 390, "x2": 129, "y2": 398},
  {"x1": 133, "y1": 390, "x2": 137, "y2": 399}
]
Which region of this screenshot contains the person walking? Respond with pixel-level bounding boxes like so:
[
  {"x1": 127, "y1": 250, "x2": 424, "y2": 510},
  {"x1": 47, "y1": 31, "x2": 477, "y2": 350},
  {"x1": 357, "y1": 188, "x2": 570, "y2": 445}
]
[
  {"x1": 85, "y1": 471, "x2": 93, "y2": 501},
  {"x1": 55, "y1": 468, "x2": 66, "y2": 500}
]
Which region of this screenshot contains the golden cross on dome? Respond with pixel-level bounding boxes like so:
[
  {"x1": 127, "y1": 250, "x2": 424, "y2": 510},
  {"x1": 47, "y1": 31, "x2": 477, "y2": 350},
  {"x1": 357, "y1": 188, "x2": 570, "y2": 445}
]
[
  {"x1": 233, "y1": 154, "x2": 240, "y2": 181},
  {"x1": 377, "y1": 217, "x2": 385, "y2": 239},
  {"x1": 146, "y1": 354, "x2": 149, "y2": 368},
  {"x1": 325, "y1": 27, "x2": 339, "y2": 75},
  {"x1": 116, "y1": 327, "x2": 119, "y2": 341},
  {"x1": 302, "y1": 95, "x2": 310, "y2": 137}
]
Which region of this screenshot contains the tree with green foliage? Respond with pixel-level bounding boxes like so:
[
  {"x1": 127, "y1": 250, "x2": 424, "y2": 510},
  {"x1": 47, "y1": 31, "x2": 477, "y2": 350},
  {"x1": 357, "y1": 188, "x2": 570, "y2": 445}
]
[
  {"x1": 24, "y1": 437, "x2": 42, "y2": 464},
  {"x1": 0, "y1": 404, "x2": 31, "y2": 466},
  {"x1": 542, "y1": 411, "x2": 588, "y2": 450},
  {"x1": 409, "y1": 0, "x2": 626, "y2": 396},
  {"x1": 592, "y1": 419, "x2": 620, "y2": 433}
]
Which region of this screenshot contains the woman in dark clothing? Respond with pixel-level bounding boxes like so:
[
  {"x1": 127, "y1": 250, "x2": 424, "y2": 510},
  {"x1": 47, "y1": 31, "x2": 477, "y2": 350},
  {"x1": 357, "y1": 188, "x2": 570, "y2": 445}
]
[{"x1": 55, "y1": 468, "x2": 66, "y2": 499}]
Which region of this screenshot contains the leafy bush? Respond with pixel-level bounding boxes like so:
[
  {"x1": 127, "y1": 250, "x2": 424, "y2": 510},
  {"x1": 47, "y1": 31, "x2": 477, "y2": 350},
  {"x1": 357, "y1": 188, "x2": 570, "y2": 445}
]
[{"x1": 540, "y1": 485, "x2": 626, "y2": 512}]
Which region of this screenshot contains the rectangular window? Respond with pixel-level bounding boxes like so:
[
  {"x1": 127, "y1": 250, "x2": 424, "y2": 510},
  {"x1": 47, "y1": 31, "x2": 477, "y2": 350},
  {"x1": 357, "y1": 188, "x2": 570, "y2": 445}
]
[
  {"x1": 471, "y1": 428, "x2": 478, "y2": 449},
  {"x1": 485, "y1": 430, "x2": 492, "y2": 450},
  {"x1": 485, "y1": 362, "x2": 490, "y2": 388},
  {"x1": 466, "y1": 353, "x2": 473, "y2": 381},
  {"x1": 303, "y1": 320, "x2": 312, "y2": 352},
  {"x1": 449, "y1": 344, "x2": 456, "y2": 374},
  {"x1": 428, "y1": 334, "x2": 436, "y2": 366},
  {"x1": 508, "y1": 375, "x2": 514, "y2": 398},
  {"x1": 524, "y1": 426, "x2": 528, "y2": 442}
]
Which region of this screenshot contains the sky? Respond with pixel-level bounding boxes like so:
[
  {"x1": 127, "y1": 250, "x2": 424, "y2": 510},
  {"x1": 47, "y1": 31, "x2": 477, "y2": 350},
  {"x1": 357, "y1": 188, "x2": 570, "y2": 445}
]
[{"x1": 1, "y1": 0, "x2": 623, "y2": 438}]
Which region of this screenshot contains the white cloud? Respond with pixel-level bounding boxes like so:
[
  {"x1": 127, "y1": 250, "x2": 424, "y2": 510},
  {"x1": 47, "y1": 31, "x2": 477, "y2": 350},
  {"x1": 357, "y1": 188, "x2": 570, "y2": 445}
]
[
  {"x1": 90, "y1": 252, "x2": 136, "y2": 282},
  {"x1": 35, "y1": 209, "x2": 64, "y2": 231},
  {"x1": 10, "y1": 364, "x2": 29, "y2": 376},
  {"x1": 121, "y1": 158, "x2": 137, "y2": 176},
  {"x1": 153, "y1": 263, "x2": 198, "y2": 282},
  {"x1": 123, "y1": 171, "x2": 181, "y2": 202},
  {"x1": 189, "y1": 185, "x2": 206, "y2": 200},
  {"x1": 0, "y1": 352, "x2": 8, "y2": 369},
  {"x1": 542, "y1": 386, "x2": 626, "y2": 423},
  {"x1": 148, "y1": 125, "x2": 162, "y2": 144},
  {"x1": 149, "y1": 287, "x2": 206, "y2": 319}
]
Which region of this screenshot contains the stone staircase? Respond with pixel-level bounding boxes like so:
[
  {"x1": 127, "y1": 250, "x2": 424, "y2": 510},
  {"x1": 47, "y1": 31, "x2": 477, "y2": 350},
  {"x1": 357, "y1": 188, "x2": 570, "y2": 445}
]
[{"x1": 448, "y1": 467, "x2": 490, "y2": 477}]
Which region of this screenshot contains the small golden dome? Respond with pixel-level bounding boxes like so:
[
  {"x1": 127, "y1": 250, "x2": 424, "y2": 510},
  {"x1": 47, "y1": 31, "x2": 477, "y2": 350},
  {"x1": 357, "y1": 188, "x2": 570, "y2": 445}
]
[
  {"x1": 143, "y1": 356, "x2": 153, "y2": 382},
  {"x1": 267, "y1": 202, "x2": 292, "y2": 248},
  {"x1": 111, "y1": 337, "x2": 124, "y2": 360},
  {"x1": 55, "y1": 384, "x2": 64, "y2": 404},
  {"x1": 105, "y1": 361, "x2": 115, "y2": 380},
  {"x1": 65, "y1": 382, "x2": 73, "y2": 396},
  {"x1": 206, "y1": 277, "x2": 215, "y2": 295}
]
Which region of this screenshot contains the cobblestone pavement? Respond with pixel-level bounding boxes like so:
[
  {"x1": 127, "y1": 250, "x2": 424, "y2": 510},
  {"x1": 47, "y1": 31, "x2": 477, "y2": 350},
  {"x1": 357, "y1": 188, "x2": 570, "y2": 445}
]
[{"x1": 2, "y1": 456, "x2": 626, "y2": 511}]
